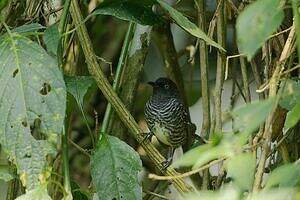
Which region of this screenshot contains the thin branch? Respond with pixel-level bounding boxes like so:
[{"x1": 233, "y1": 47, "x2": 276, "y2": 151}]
[{"x1": 148, "y1": 158, "x2": 225, "y2": 180}]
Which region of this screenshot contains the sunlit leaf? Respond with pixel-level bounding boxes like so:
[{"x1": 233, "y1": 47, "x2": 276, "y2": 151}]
[
  {"x1": 157, "y1": 0, "x2": 225, "y2": 51},
  {"x1": 0, "y1": 32, "x2": 65, "y2": 189},
  {"x1": 226, "y1": 153, "x2": 255, "y2": 191},
  {"x1": 172, "y1": 144, "x2": 212, "y2": 168},
  {"x1": 236, "y1": 0, "x2": 284, "y2": 60},
  {"x1": 91, "y1": 0, "x2": 162, "y2": 25},
  {"x1": 15, "y1": 184, "x2": 51, "y2": 200},
  {"x1": 250, "y1": 188, "x2": 295, "y2": 200},
  {"x1": 91, "y1": 135, "x2": 142, "y2": 200},
  {"x1": 43, "y1": 24, "x2": 60, "y2": 56},
  {"x1": 232, "y1": 98, "x2": 275, "y2": 135},
  {"x1": 265, "y1": 163, "x2": 300, "y2": 188},
  {"x1": 184, "y1": 185, "x2": 240, "y2": 200}
]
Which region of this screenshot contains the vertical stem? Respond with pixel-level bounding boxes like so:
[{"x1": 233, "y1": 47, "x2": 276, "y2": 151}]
[
  {"x1": 197, "y1": 0, "x2": 210, "y2": 189},
  {"x1": 58, "y1": 0, "x2": 72, "y2": 67},
  {"x1": 101, "y1": 22, "x2": 136, "y2": 136},
  {"x1": 214, "y1": 0, "x2": 226, "y2": 132},
  {"x1": 58, "y1": 1, "x2": 72, "y2": 199},
  {"x1": 62, "y1": 125, "x2": 72, "y2": 199},
  {"x1": 197, "y1": 0, "x2": 211, "y2": 138},
  {"x1": 240, "y1": 57, "x2": 251, "y2": 103}
]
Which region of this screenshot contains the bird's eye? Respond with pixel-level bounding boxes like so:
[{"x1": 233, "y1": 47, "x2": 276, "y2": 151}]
[{"x1": 164, "y1": 84, "x2": 169, "y2": 89}]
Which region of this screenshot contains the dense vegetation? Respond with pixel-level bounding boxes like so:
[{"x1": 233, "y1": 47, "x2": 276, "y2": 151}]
[{"x1": 0, "y1": 0, "x2": 300, "y2": 199}]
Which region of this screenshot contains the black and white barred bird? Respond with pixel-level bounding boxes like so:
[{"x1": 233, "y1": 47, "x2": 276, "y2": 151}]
[{"x1": 144, "y1": 77, "x2": 195, "y2": 165}]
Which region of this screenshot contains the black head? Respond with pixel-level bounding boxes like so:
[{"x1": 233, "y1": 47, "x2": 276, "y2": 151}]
[{"x1": 148, "y1": 77, "x2": 180, "y2": 98}]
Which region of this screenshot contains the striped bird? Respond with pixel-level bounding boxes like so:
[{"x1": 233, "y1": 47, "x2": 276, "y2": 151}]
[{"x1": 144, "y1": 77, "x2": 194, "y2": 166}]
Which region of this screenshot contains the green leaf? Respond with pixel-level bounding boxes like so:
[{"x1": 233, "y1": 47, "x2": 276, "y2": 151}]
[
  {"x1": 265, "y1": 163, "x2": 300, "y2": 188},
  {"x1": 0, "y1": 33, "x2": 66, "y2": 189},
  {"x1": 232, "y1": 98, "x2": 275, "y2": 135},
  {"x1": 172, "y1": 144, "x2": 212, "y2": 168},
  {"x1": 250, "y1": 188, "x2": 295, "y2": 200},
  {"x1": 91, "y1": 135, "x2": 142, "y2": 200},
  {"x1": 157, "y1": 0, "x2": 225, "y2": 51},
  {"x1": 65, "y1": 76, "x2": 94, "y2": 107},
  {"x1": 15, "y1": 184, "x2": 51, "y2": 200},
  {"x1": 279, "y1": 80, "x2": 300, "y2": 110},
  {"x1": 236, "y1": 0, "x2": 284, "y2": 60},
  {"x1": 43, "y1": 24, "x2": 60, "y2": 56},
  {"x1": 91, "y1": 0, "x2": 162, "y2": 25},
  {"x1": 184, "y1": 185, "x2": 240, "y2": 200},
  {"x1": 0, "y1": 165, "x2": 15, "y2": 182},
  {"x1": 12, "y1": 23, "x2": 45, "y2": 34},
  {"x1": 284, "y1": 102, "x2": 300, "y2": 129},
  {"x1": 226, "y1": 153, "x2": 255, "y2": 191}
]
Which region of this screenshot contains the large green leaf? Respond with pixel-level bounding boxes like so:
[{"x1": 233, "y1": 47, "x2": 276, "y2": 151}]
[
  {"x1": 91, "y1": 0, "x2": 162, "y2": 25},
  {"x1": 91, "y1": 135, "x2": 142, "y2": 200},
  {"x1": 226, "y1": 153, "x2": 255, "y2": 191},
  {"x1": 236, "y1": 0, "x2": 284, "y2": 60},
  {"x1": 0, "y1": 33, "x2": 66, "y2": 189},
  {"x1": 65, "y1": 76, "x2": 94, "y2": 107},
  {"x1": 157, "y1": 0, "x2": 225, "y2": 51},
  {"x1": 232, "y1": 98, "x2": 275, "y2": 135},
  {"x1": 265, "y1": 163, "x2": 300, "y2": 188}
]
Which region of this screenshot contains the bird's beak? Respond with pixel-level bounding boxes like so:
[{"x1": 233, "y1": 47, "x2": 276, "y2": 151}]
[{"x1": 147, "y1": 81, "x2": 155, "y2": 87}]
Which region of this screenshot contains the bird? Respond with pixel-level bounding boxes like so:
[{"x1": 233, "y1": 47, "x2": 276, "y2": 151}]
[{"x1": 144, "y1": 77, "x2": 195, "y2": 167}]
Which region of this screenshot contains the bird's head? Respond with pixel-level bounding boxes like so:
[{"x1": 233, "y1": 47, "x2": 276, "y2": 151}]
[{"x1": 148, "y1": 77, "x2": 180, "y2": 98}]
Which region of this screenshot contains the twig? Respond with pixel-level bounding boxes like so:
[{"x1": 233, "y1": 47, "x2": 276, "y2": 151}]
[
  {"x1": 68, "y1": 138, "x2": 91, "y2": 158},
  {"x1": 143, "y1": 190, "x2": 169, "y2": 200},
  {"x1": 148, "y1": 158, "x2": 225, "y2": 180}
]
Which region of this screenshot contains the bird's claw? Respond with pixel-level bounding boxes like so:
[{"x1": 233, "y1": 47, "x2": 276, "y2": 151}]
[
  {"x1": 142, "y1": 132, "x2": 153, "y2": 143},
  {"x1": 161, "y1": 159, "x2": 172, "y2": 170}
]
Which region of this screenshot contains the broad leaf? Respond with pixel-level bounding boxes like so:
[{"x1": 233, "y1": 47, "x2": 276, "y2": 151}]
[
  {"x1": 0, "y1": 33, "x2": 66, "y2": 189},
  {"x1": 232, "y1": 98, "x2": 275, "y2": 135},
  {"x1": 43, "y1": 24, "x2": 60, "y2": 56},
  {"x1": 65, "y1": 76, "x2": 94, "y2": 107},
  {"x1": 91, "y1": 0, "x2": 162, "y2": 25},
  {"x1": 157, "y1": 0, "x2": 225, "y2": 51},
  {"x1": 226, "y1": 153, "x2": 255, "y2": 191},
  {"x1": 236, "y1": 0, "x2": 284, "y2": 60},
  {"x1": 284, "y1": 102, "x2": 300, "y2": 129},
  {"x1": 265, "y1": 164, "x2": 300, "y2": 188},
  {"x1": 250, "y1": 188, "x2": 295, "y2": 200},
  {"x1": 91, "y1": 135, "x2": 142, "y2": 200},
  {"x1": 15, "y1": 184, "x2": 51, "y2": 200}
]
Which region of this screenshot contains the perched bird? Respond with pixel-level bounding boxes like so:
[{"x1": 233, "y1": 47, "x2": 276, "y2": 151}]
[{"x1": 144, "y1": 77, "x2": 195, "y2": 166}]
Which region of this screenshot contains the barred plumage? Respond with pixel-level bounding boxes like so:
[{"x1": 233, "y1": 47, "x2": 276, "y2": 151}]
[{"x1": 144, "y1": 78, "x2": 190, "y2": 148}]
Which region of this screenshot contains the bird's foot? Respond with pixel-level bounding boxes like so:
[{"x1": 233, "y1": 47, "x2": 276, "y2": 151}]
[
  {"x1": 161, "y1": 158, "x2": 172, "y2": 170},
  {"x1": 142, "y1": 132, "x2": 153, "y2": 144}
]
